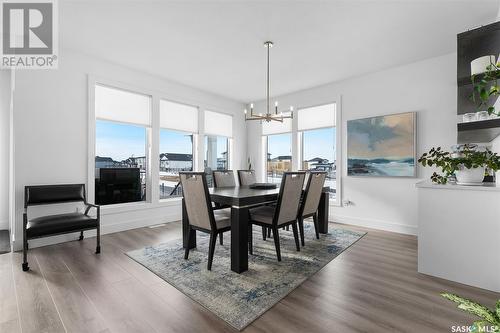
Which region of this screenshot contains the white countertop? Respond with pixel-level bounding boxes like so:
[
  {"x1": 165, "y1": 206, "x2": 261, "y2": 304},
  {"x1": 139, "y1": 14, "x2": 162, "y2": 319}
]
[{"x1": 416, "y1": 180, "x2": 500, "y2": 192}]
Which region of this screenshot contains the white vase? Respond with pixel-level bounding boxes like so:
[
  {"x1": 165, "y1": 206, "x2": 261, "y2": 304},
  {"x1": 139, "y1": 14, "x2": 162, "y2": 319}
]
[{"x1": 455, "y1": 166, "x2": 485, "y2": 184}]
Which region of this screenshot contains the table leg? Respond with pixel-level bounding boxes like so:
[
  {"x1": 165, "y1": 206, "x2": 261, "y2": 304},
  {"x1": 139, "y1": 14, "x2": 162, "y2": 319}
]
[
  {"x1": 182, "y1": 199, "x2": 196, "y2": 249},
  {"x1": 317, "y1": 192, "x2": 329, "y2": 234},
  {"x1": 231, "y1": 206, "x2": 249, "y2": 273}
]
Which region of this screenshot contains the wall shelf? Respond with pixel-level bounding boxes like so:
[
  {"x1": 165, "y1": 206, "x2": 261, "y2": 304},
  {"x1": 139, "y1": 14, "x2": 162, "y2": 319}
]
[{"x1": 457, "y1": 118, "x2": 500, "y2": 143}]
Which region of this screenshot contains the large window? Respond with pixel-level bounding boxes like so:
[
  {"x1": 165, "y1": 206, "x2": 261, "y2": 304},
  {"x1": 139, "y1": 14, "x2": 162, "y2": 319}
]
[
  {"x1": 160, "y1": 130, "x2": 193, "y2": 199},
  {"x1": 204, "y1": 110, "x2": 233, "y2": 187},
  {"x1": 204, "y1": 135, "x2": 229, "y2": 186},
  {"x1": 159, "y1": 99, "x2": 198, "y2": 199},
  {"x1": 94, "y1": 84, "x2": 151, "y2": 205},
  {"x1": 267, "y1": 133, "x2": 292, "y2": 183},
  {"x1": 302, "y1": 127, "x2": 336, "y2": 198},
  {"x1": 299, "y1": 103, "x2": 337, "y2": 198}
]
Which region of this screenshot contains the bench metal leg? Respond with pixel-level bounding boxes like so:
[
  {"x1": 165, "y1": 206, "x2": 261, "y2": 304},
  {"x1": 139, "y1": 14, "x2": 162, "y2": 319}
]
[
  {"x1": 95, "y1": 225, "x2": 101, "y2": 254},
  {"x1": 79, "y1": 230, "x2": 84, "y2": 241},
  {"x1": 22, "y1": 239, "x2": 29, "y2": 271}
]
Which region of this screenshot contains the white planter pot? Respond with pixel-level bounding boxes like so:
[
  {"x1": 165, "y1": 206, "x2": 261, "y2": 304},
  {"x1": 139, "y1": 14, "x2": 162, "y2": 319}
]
[{"x1": 455, "y1": 166, "x2": 485, "y2": 184}]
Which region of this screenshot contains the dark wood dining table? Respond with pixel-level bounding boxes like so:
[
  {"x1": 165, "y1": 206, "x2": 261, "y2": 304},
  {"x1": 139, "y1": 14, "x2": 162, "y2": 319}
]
[{"x1": 182, "y1": 185, "x2": 330, "y2": 273}]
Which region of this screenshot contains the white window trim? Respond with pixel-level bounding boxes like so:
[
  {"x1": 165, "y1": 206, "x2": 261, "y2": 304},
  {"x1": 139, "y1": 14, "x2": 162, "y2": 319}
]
[{"x1": 88, "y1": 75, "x2": 232, "y2": 211}]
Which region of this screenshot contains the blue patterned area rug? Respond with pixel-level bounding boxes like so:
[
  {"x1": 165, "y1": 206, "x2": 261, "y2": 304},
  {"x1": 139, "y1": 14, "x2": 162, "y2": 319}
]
[{"x1": 127, "y1": 223, "x2": 365, "y2": 331}]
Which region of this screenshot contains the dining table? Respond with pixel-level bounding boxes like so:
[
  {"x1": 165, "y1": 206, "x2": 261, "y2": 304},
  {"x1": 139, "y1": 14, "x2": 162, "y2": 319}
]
[{"x1": 182, "y1": 185, "x2": 330, "y2": 273}]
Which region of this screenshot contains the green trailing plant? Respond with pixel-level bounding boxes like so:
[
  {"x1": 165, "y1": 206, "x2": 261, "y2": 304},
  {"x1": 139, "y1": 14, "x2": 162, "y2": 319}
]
[
  {"x1": 470, "y1": 60, "x2": 500, "y2": 115},
  {"x1": 441, "y1": 293, "x2": 500, "y2": 332},
  {"x1": 418, "y1": 146, "x2": 500, "y2": 184}
]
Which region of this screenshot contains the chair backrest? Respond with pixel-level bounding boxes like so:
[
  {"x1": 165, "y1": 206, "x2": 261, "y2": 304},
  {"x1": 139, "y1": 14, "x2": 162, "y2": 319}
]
[
  {"x1": 274, "y1": 172, "x2": 306, "y2": 226},
  {"x1": 237, "y1": 170, "x2": 256, "y2": 186},
  {"x1": 299, "y1": 169, "x2": 311, "y2": 190},
  {"x1": 179, "y1": 172, "x2": 215, "y2": 231},
  {"x1": 300, "y1": 172, "x2": 326, "y2": 217},
  {"x1": 25, "y1": 184, "x2": 86, "y2": 208},
  {"x1": 213, "y1": 170, "x2": 236, "y2": 188}
]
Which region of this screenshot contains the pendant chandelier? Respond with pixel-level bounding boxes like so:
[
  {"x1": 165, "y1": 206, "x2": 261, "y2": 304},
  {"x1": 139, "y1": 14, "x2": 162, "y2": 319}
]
[{"x1": 245, "y1": 41, "x2": 294, "y2": 123}]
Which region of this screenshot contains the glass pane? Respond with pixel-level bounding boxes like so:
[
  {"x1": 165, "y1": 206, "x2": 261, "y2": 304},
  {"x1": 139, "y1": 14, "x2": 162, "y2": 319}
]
[
  {"x1": 204, "y1": 135, "x2": 229, "y2": 187},
  {"x1": 302, "y1": 127, "x2": 336, "y2": 198},
  {"x1": 267, "y1": 133, "x2": 292, "y2": 183},
  {"x1": 95, "y1": 120, "x2": 146, "y2": 205},
  {"x1": 159, "y1": 129, "x2": 193, "y2": 199}
]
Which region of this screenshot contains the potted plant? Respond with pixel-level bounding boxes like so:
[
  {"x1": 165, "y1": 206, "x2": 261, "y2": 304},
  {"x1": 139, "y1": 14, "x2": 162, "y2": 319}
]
[
  {"x1": 418, "y1": 146, "x2": 500, "y2": 185},
  {"x1": 441, "y1": 293, "x2": 500, "y2": 332},
  {"x1": 470, "y1": 58, "x2": 500, "y2": 116}
]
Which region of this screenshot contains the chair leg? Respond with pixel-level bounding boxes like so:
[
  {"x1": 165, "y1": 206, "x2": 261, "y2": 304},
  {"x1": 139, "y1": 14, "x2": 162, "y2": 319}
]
[
  {"x1": 298, "y1": 216, "x2": 305, "y2": 246},
  {"x1": 272, "y1": 227, "x2": 281, "y2": 261},
  {"x1": 22, "y1": 237, "x2": 29, "y2": 271},
  {"x1": 95, "y1": 225, "x2": 101, "y2": 254},
  {"x1": 267, "y1": 228, "x2": 272, "y2": 238},
  {"x1": 184, "y1": 228, "x2": 192, "y2": 259},
  {"x1": 312, "y1": 213, "x2": 320, "y2": 239},
  {"x1": 207, "y1": 232, "x2": 217, "y2": 270},
  {"x1": 292, "y1": 222, "x2": 300, "y2": 252},
  {"x1": 248, "y1": 223, "x2": 253, "y2": 255},
  {"x1": 262, "y1": 226, "x2": 266, "y2": 240},
  {"x1": 79, "y1": 230, "x2": 84, "y2": 241},
  {"x1": 219, "y1": 232, "x2": 223, "y2": 245}
]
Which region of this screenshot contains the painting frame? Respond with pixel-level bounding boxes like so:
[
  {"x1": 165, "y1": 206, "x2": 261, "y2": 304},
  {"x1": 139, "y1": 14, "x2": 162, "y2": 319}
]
[{"x1": 346, "y1": 111, "x2": 417, "y2": 178}]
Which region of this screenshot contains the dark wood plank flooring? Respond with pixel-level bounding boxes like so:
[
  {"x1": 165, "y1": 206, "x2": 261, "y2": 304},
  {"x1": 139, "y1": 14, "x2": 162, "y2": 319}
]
[{"x1": 0, "y1": 221, "x2": 498, "y2": 332}]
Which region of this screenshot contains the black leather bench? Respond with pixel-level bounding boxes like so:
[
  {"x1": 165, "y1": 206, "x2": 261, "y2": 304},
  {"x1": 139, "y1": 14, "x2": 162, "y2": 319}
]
[{"x1": 22, "y1": 184, "x2": 101, "y2": 271}]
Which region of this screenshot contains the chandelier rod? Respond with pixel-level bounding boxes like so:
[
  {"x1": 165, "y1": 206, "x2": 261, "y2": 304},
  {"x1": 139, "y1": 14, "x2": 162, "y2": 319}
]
[{"x1": 266, "y1": 41, "x2": 270, "y2": 116}]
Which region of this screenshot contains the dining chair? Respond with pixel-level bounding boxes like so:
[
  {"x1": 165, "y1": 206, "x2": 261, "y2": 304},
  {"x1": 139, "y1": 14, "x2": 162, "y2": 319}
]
[
  {"x1": 237, "y1": 170, "x2": 257, "y2": 186},
  {"x1": 213, "y1": 170, "x2": 236, "y2": 187},
  {"x1": 211, "y1": 170, "x2": 235, "y2": 232},
  {"x1": 248, "y1": 172, "x2": 305, "y2": 261},
  {"x1": 297, "y1": 171, "x2": 326, "y2": 246},
  {"x1": 180, "y1": 172, "x2": 231, "y2": 270}
]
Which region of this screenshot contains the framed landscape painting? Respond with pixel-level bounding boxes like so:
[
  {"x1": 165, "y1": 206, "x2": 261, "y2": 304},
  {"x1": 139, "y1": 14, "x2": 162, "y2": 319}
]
[{"x1": 347, "y1": 112, "x2": 416, "y2": 177}]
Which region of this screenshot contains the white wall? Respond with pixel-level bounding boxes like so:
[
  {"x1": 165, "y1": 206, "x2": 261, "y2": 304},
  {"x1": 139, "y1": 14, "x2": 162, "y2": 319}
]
[
  {"x1": 0, "y1": 70, "x2": 10, "y2": 231},
  {"x1": 247, "y1": 53, "x2": 457, "y2": 235},
  {"x1": 11, "y1": 49, "x2": 246, "y2": 250}
]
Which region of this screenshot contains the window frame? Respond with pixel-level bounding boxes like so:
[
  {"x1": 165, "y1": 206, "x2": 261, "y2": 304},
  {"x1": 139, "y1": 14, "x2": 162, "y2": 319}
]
[
  {"x1": 89, "y1": 79, "x2": 153, "y2": 208},
  {"x1": 88, "y1": 76, "x2": 232, "y2": 211},
  {"x1": 261, "y1": 98, "x2": 342, "y2": 206}
]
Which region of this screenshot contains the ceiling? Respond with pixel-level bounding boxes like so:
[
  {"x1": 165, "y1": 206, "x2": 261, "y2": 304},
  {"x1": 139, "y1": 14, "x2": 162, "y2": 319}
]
[{"x1": 60, "y1": 0, "x2": 500, "y2": 102}]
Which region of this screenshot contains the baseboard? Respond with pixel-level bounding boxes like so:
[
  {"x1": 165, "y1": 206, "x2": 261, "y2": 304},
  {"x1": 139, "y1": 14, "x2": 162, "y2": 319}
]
[
  {"x1": 12, "y1": 212, "x2": 181, "y2": 252},
  {"x1": 331, "y1": 214, "x2": 417, "y2": 236}
]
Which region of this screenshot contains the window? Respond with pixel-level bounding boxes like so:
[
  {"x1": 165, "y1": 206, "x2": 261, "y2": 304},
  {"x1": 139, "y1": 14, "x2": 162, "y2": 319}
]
[
  {"x1": 204, "y1": 110, "x2": 232, "y2": 186},
  {"x1": 263, "y1": 117, "x2": 292, "y2": 184},
  {"x1": 94, "y1": 84, "x2": 151, "y2": 205},
  {"x1": 267, "y1": 133, "x2": 292, "y2": 183},
  {"x1": 204, "y1": 135, "x2": 229, "y2": 186},
  {"x1": 159, "y1": 100, "x2": 198, "y2": 199},
  {"x1": 298, "y1": 103, "x2": 337, "y2": 198},
  {"x1": 302, "y1": 127, "x2": 336, "y2": 198}
]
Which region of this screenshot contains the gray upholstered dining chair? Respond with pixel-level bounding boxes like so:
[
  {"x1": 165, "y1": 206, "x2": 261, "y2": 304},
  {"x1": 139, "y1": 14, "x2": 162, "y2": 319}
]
[
  {"x1": 248, "y1": 172, "x2": 305, "y2": 261},
  {"x1": 213, "y1": 170, "x2": 236, "y2": 188},
  {"x1": 237, "y1": 170, "x2": 257, "y2": 186},
  {"x1": 180, "y1": 172, "x2": 231, "y2": 270},
  {"x1": 211, "y1": 170, "x2": 234, "y2": 234},
  {"x1": 297, "y1": 171, "x2": 326, "y2": 246}
]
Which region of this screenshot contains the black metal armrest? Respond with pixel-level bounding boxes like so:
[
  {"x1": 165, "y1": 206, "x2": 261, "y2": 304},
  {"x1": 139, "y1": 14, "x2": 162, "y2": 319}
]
[{"x1": 84, "y1": 203, "x2": 100, "y2": 217}]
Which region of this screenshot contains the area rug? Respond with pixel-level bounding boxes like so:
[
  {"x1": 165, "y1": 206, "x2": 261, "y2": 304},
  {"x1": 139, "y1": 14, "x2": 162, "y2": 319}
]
[{"x1": 127, "y1": 223, "x2": 365, "y2": 330}]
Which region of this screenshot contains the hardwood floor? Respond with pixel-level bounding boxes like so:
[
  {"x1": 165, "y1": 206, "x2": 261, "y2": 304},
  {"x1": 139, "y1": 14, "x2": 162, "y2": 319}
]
[{"x1": 1, "y1": 221, "x2": 498, "y2": 333}]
